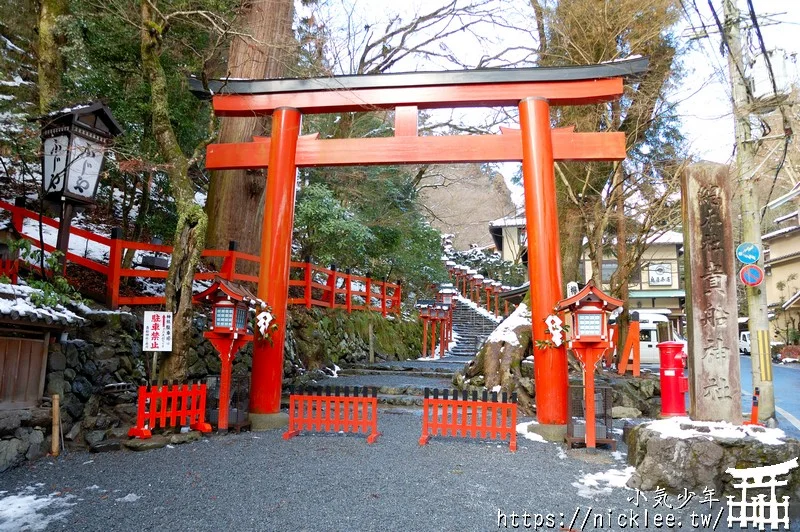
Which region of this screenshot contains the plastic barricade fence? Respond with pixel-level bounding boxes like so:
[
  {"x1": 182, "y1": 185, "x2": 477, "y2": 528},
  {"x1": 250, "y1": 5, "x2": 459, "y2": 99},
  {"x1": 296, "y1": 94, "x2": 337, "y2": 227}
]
[
  {"x1": 419, "y1": 388, "x2": 518, "y2": 452},
  {"x1": 283, "y1": 386, "x2": 380, "y2": 444},
  {"x1": 128, "y1": 381, "x2": 213, "y2": 439}
]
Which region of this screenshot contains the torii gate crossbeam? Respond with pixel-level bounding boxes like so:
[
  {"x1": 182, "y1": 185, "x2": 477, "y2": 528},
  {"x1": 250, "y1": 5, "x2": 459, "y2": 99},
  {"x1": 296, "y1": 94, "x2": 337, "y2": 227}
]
[{"x1": 199, "y1": 58, "x2": 647, "y2": 436}]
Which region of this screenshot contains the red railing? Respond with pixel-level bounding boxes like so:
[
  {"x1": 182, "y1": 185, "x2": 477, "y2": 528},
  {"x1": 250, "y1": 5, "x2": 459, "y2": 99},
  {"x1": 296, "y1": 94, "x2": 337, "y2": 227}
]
[
  {"x1": 419, "y1": 388, "x2": 518, "y2": 452},
  {"x1": 0, "y1": 199, "x2": 400, "y2": 314},
  {"x1": 283, "y1": 386, "x2": 380, "y2": 444},
  {"x1": 128, "y1": 381, "x2": 213, "y2": 439},
  {"x1": 287, "y1": 263, "x2": 400, "y2": 317}
]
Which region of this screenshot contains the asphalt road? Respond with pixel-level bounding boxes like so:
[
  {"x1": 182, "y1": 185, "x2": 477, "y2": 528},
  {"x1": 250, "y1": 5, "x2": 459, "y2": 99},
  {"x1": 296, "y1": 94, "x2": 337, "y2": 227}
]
[{"x1": 740, "y1": 356, "x2": 800, "y2": 439}]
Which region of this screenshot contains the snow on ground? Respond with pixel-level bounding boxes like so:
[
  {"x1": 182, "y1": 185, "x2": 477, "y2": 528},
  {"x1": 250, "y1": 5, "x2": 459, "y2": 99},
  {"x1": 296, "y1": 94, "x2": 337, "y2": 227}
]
[
  {"x1": 114, "y1": 494, "x2": 141, "y2": 503},
  {"x1": 572, "y1": 467, "x2": 636, "y2": 499},
  {"x1": 486, "y1": 302, "x2": 530, "y2": 346},
  {"x1": 0, "y1": 487, "x2": 76, "y2": 531},
  {"x1": 645, "y1": 416, "x2": 788, "y2": 446},
  {"x1": 516, "y1": 421, "x2": 546, "y2": 443}
]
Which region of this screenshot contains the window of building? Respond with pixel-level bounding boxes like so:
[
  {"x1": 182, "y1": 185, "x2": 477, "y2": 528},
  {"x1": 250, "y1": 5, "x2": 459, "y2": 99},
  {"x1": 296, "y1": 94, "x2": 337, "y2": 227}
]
[{"x1": 601, "y1": 260, "x2": 617, "y2": 283}]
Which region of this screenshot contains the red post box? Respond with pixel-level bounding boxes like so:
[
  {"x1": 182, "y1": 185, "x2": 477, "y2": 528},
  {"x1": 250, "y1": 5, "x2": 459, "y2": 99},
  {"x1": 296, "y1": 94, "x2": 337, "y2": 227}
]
[{"x1": 658, "y1": 341, "x2": 688, "y2": 417}]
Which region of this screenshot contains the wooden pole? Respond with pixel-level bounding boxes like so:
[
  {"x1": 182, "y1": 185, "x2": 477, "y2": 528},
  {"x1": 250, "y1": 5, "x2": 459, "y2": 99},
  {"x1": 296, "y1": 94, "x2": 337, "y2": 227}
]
[
  {"x1": 51, "y1": 394, "x2": 60, "y2": 457},
  {"x1": 369, "y1": 322, "x2": 375, "y2": 364}
]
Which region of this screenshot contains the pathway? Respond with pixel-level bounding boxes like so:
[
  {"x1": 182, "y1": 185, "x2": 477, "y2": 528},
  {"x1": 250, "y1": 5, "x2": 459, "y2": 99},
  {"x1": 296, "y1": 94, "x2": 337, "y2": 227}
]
[{"x1": 317, "y1": 298, "x2": 501, "y2": 405}]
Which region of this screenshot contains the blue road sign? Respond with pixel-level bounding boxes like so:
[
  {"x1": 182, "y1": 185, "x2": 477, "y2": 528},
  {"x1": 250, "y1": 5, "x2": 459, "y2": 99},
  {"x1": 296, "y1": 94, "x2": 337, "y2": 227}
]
[
  {"x1": 739, "y1": 265, "x2": 764, "y2": 287},
  {"x1": 736, "y1": 242, "x2": 760, "y2": 264}
]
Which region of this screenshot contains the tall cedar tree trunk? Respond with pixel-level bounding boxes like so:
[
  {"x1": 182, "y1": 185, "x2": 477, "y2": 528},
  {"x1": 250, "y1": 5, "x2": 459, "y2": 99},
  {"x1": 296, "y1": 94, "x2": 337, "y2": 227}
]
[
  {"x1": 205, "y1": 0, "x2": 295, "y2": 264},
  {"x1": 37, "y1": 0, "x2": 67, "y2": 113},
  {"x1": 141, "y1": 1, "x2": 207, "y2": 381}
]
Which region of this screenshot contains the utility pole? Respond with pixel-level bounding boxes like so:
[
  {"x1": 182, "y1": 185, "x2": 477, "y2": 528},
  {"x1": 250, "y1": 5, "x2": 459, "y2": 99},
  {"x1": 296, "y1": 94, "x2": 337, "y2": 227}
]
[{"x1": 722, "y1": 0, "x2": 775, "y2": 424}]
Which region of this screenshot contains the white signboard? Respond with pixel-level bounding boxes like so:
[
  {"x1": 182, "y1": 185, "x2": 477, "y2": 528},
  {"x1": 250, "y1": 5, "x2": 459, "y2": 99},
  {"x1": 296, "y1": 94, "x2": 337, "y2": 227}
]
[
  {"x1": 648, "y1": 263, "x2": 673, "y2": 286},
  {"x1": 43, "y1": 135, "x2": 68, "y2": 194},
  {"x1": 143, "y1": 311, "x2": 173, "y2": 352},
  {"x1": 66, "y1": 136, "x2": 104, "y2": 199}
]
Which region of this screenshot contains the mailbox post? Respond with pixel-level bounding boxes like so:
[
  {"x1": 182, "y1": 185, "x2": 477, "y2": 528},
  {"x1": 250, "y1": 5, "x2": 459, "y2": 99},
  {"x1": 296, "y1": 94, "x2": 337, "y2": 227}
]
[
  {"x1": 554, "y1": 280, "x2": 623, "y2": 448},
  {"x1": 658, "y1": 341, "x2": 688, "y2": 417}
]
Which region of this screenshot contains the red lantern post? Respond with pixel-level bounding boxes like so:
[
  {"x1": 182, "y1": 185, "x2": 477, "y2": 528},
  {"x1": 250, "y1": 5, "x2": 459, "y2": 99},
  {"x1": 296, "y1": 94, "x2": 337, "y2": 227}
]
[
  {"x1": 554, "y1": 281, "x2": 622, "y2": 449},
  {"x1": 194, "y1": 279, "x2": 260, "y2": 432}
]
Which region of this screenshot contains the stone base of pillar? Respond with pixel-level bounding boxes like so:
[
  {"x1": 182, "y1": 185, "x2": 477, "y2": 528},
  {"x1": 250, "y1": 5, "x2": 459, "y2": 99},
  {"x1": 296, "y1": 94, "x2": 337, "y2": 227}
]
[
  {"x1": 249, "y1": 412, "x2": 289, "y2": 431},
  {"x1": 528, "y1": 423, "x2": 567, "y2": 442}
]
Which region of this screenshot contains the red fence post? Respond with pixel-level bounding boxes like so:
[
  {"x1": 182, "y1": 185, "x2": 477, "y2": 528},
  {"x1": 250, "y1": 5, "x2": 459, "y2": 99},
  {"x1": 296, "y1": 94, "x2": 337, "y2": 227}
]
[
  {"x1": 421, "y1": 317, "x2": 428, "y2": 358},
  {"x1": 11, "y1": 197, "x2": 25, "y2": 234},
  {"x1": 325, "y1": 264, "x2": 337, "y2": 307},
  {"x1": 365, "y1": 274, "x2": 372, "y2": 311},
  {"x1": 394, "y1": 282, "x2": 402, "y2": 314},
  {"x1": 303, "y1": 256, "x2": 312, "y2": 309},
  {"x1": 220, "y1": 240, "x2": 237, "y2": 281},
  {"x1": 106, "y1": 227, "x2": 122, "y2": 310},
  {"x1": 381, "y1": 277, "x2": 388, "y2": 317},
  {"x1": 345, "y1": 268, "x2": 352, "y2": 314}
]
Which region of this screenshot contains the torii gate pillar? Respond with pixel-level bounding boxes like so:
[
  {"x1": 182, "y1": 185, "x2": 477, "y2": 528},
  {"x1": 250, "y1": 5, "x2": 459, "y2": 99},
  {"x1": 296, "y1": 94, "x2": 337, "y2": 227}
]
[
  {"x1": 249, "y1": 107, "x2": 301, "y2": 429},
  {"x1": 519, "y1": 97, "x2": 568, "y2": 434}
]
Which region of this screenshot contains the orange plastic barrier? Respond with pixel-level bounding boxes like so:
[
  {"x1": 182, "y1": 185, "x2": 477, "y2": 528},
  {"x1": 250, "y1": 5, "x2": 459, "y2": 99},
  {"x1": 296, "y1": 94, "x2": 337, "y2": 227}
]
[
  {"x1": 616, "y1": 320, "x2": 641, "y2": 377},
  {"x1": 419, "y1": 388, "x2": 518, "y2": 452},
  {"x1": 128, "y1": 381, "x2": 213, "y2": 439},
  {"x1": 283, "y1": 386, "x2": 380, "y2": 444}
]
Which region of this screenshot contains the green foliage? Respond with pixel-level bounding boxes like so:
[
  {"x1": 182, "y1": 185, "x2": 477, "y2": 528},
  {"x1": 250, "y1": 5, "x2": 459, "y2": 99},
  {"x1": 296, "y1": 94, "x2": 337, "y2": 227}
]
[
  {"x1": 9, "y1": 239, "x2": 82, "y2": 307},
  {"x1": 294, "y1": 183, "x2": 374, "y2": 269}
]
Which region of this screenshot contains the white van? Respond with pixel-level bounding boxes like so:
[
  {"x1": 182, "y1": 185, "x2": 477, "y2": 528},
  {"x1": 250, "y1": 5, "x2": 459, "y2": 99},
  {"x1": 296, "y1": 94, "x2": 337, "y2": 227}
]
[{"x1": 635, "y1": 313, "x2": 687, "y2": 365}]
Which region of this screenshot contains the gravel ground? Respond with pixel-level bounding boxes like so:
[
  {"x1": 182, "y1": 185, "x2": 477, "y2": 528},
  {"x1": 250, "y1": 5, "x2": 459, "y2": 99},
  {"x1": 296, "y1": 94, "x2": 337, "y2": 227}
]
[{"x1": 0, "y1": 409, "x2": 796, "y2": 531}]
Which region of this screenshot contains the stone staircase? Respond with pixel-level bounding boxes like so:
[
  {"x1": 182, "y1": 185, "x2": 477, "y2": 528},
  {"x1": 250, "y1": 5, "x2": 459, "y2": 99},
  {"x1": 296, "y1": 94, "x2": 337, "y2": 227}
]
[
  {"x1": 313, "y1": 297, "x2": 504, "y2": 406},
  {"x1": 449, "y1": 297, "x2": 501, "y2": 360}
]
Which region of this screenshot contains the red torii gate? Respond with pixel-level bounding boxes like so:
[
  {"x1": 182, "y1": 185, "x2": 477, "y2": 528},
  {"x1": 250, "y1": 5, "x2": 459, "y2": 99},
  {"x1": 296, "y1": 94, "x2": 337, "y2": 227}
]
[{"x1": 197, "y1": 58, "x2": 647, "y2": 434}]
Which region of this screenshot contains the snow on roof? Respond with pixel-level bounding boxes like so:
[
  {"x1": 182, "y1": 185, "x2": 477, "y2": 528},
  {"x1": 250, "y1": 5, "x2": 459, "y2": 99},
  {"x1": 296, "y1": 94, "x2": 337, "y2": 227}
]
[
  {"x1": 763, "y1": 225, "x2": 800, "y2": 241},
  {"x1": 645, "y1": 416, "x2": 787, "y2": 446},
  {"x1": 645, "y1": 230, "x2": 684, "y2": 245},
  {"x1": 0, "y1": 284, "x2": 86, "y2": 327},
  {"x1": 783, "y1": 289, "x2": 800, "y2": 310},
  {"x1": 774, "y1": 209, "x2": 799, "y2": 225},
  {"x1": 489, "y1": 216, "x2": 526, "y2": 228}
]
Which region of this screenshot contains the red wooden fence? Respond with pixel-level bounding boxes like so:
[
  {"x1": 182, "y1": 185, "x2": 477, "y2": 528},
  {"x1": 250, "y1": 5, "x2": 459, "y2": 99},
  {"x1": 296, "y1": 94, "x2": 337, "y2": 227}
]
[
  {"x1": 283, "y1": 386, "x2": 380, "y2": 444},
  {"x1": 419, "y1": 388, "x2": 518, "y2": 452},
  {"x1": 0, "y1": 199, "x2": 400, "y2": 314},
  {"x1": 128, "y1": 381, "x2": 213, "y2": 439}
]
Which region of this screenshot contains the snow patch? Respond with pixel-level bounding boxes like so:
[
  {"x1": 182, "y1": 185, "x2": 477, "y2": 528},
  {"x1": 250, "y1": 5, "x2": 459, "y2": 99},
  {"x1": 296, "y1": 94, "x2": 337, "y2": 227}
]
[
  {"x1": 645, "y1": 416, "x2": 787, "y2": 446},
  {"x1": 0, "y1": 75, "x2": 31, "y2": 87},
  {"x1": 573, "y1": 466, "x2": 636, "y2": 499},
  {"x1": 0, "y1": 489, "x2": 76, "y2": 531},
  {"x1": 516, "y1": 420, "x2": 546, "y2": 443},
  {"x1": 486, "y1": 302, "x2": 530, "y2": 346},
  {"x1": 115, "y1": 493, "x2": 141, "y2": 503}
]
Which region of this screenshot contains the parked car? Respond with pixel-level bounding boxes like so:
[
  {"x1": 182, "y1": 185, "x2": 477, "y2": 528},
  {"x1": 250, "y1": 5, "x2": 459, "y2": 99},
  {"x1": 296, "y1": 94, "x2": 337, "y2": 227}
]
[
  {"x1": 740, "y1": 331, "x2": 751, "y2": 356},
  {"x1": 611, "y1": 312, "x2": 686, "y2": 365},
  {"x1": 637, "y1": 313, "x2": 686, "y2": 365}
]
